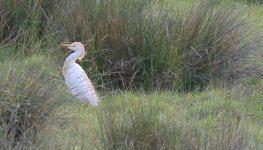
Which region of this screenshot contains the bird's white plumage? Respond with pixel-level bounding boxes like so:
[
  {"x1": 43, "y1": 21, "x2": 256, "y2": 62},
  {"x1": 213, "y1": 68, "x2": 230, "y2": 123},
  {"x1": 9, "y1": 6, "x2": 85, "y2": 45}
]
[{"x1": 62, "y1": 42, "x2": 99, "y2": 106}]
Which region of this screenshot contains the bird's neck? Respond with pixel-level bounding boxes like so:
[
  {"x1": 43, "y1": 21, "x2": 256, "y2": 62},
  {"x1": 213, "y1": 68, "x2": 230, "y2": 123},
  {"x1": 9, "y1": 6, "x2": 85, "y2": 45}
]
[{"x1": 65, "y1": 51, "x2": 81, "y2": 64}]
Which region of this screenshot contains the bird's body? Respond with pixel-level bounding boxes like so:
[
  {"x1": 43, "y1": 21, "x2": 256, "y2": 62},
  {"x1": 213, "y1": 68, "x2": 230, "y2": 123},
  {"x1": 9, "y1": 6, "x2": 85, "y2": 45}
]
[{"x1": 61, "y1": 42, "x2": 99, "y2": 106}]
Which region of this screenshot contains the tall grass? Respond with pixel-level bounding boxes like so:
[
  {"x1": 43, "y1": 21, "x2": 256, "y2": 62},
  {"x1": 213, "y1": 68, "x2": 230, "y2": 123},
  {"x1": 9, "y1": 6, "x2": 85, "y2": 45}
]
[
  {"x1": 0, "y1": 0, "x2": 262, "y2": 91},
  {"x1": 0, "y1": 54, "x2": 67, "y2": 149},
  {"x1": 242, "y1": 0, "x2": 263, "y2": 4},
  {"x1": 97, "y1": 87, "x2": 263, "y2": 149},
  {"x1": 0, "y1": 0, "x2": 60, "y2": 51},
  {"x1": 8, "y1": 81, "x2": 261, "y2": 149},
  {"x1": 0, "y1": 0, "x2": 262, "y2": 149},
  {"x1": 47, "y1": 0, "x2": 262, "y2": 91}
]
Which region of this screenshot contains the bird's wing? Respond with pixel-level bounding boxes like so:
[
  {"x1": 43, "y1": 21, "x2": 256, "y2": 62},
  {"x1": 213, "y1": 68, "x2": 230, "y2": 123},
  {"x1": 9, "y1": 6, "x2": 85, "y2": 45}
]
[{"x1": 63, "y1": 63, "x2": 99, "y2": 106}]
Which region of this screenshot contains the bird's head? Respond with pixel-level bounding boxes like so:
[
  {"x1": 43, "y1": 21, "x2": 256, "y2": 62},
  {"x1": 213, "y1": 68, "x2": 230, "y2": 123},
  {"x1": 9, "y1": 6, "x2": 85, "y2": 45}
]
[{"x1": 61, "y1": 42, "x2": 86, "y2": 61}]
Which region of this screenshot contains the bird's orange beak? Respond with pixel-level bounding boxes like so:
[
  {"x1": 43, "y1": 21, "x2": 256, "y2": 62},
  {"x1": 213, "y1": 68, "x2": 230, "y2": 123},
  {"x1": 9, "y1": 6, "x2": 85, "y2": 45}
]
[{"x1": 60, "y1": 43, "x2": 71, "y2": 49}]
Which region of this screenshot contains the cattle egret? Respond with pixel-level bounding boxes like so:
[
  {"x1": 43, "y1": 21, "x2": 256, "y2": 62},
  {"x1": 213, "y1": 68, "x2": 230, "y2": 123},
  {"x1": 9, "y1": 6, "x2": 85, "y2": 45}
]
[{"x1": 61, "y1": 42, "x2": 99, "y2": 106}]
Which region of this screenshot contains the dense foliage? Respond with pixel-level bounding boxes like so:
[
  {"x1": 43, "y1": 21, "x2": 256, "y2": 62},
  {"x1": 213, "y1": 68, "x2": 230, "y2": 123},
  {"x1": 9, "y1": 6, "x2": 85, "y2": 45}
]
[
  {"x1": 1, "y1": 0, "x2": 262, "y2": 91},
  {"x1": 0, "y1": 0, "x2": 262, "y2": 149}
]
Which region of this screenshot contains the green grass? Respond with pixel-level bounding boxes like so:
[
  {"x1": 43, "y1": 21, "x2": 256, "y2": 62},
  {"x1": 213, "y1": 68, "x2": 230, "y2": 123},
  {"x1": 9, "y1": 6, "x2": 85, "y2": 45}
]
[
  {"x1": 0, "y1": 54, "x2": 68, "y2": 149},
  {"x1": 31, "y1": 84, "x2": 263, "y2": 149},
  {"x1": 0, "y1": 0, "x2": 263, "y2": 149},
  {"x1": 1, "y1": 0, "x2": 262, "y2": 91}
]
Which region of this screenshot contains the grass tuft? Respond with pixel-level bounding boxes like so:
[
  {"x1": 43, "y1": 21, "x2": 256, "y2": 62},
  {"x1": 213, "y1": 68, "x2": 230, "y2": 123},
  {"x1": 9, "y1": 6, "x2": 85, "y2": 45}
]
[
  {"x1": 97, "y1": 88, "x2": 263, "y2": 149},
  {"x1": 0, "y1": 0, "x2": 262, "y2": 91},
  {"x1": 47, "y1": 0, "x2": 262, "y2": 91},
  {"x1": 0, "y1": 55, "x2": 67, "y2": 149}
]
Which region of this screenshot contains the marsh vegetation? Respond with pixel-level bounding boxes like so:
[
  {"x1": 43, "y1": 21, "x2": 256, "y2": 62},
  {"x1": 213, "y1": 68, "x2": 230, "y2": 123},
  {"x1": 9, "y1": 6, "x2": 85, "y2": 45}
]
[{"x1": 0, "y1": 0, "x2": 262, "y2": 149}]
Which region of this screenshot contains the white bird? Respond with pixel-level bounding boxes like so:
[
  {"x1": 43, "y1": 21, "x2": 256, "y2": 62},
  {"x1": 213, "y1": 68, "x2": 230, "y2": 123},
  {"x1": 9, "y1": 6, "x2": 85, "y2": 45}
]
[{"x1": 61, "y1": 42, "x2": 99, "y2": 106}]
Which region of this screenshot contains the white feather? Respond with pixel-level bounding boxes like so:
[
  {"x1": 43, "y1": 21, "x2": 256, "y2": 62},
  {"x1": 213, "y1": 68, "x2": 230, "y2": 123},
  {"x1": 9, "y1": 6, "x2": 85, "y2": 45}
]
[{"x1": 62, "y1": 42, "x2": 99, "y2": 106}]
